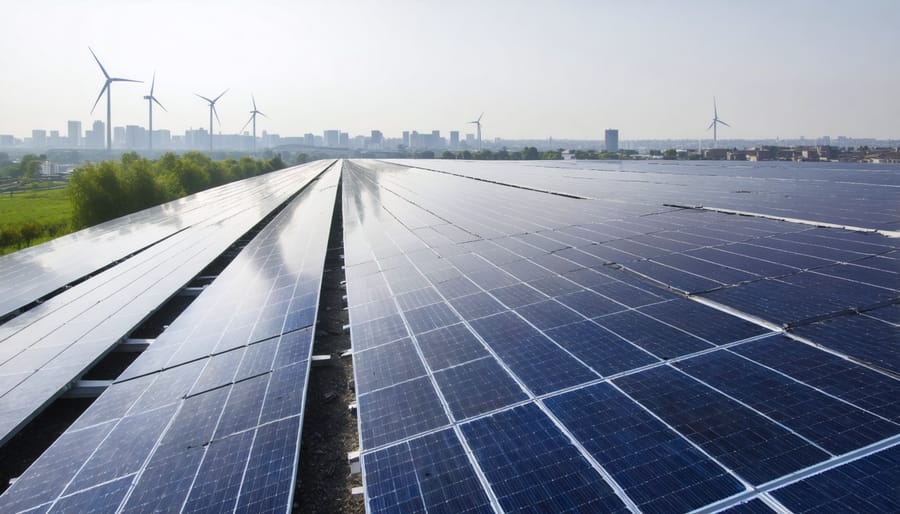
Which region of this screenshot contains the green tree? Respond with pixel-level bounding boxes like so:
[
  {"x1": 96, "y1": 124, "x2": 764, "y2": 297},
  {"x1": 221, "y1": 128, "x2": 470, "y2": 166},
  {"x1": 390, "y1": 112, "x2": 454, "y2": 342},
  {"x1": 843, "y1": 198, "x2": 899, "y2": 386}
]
[
  {"x1": 441, "y1": 151, "x2": 455, "y2": 159},
  {"x1": 461, "y1": 150, "x2": 473, "y2": 159},
  {"x1": 521, "y1": 147, "x2": 539, "y2": 160},
  {"x1": 662, "y1": 149, "x2": 678, "y2": 160},
  {"x1": 18, "y1": 222, "x2": 43, "y2": 246},
  {"x1": 294, "y1": 153, "x2": 309, "y2": 165},
  {"x1": 541, "y1": 150, "x2": 562, "y2": 160}
]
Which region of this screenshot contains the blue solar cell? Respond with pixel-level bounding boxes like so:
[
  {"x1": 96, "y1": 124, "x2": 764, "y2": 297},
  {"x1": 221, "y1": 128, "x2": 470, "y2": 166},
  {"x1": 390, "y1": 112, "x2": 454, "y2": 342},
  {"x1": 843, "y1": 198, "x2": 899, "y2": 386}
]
[
  {"x1": 416, "y1": 323, "x2": 489, "y2": 371},
  {"x1": 733, "y1": 335, "x2": 900, "y2": 423},
  {"x1": 235, "y1": 417, "x2": 302, "y2": 513},
  {"x1": 579, "y1": 243, "x2": 641, "y2": 265},
  {"x1": 614, "y1": 366, "x2": 829, "y2": 485},
  {"x1": 470, "y1": 312, "x2": 597, "y2": 395},
  {"x1": 488, "y1": 283, "x2": 547, "y2": 308},
  {"x1": 461, "y1": 403, "x2": 628, "y2": 513},
  {"x1": 638, "y1": 298, "x2": 771, "y2": 345},
  {"x1": 771, "y1": 445, "x2": 900, "y2": 512},
  {"x1": 159, "y1": 387, "x2": 229, "y2": 453},
  {"x1": 674, "y1": 351, "x2": 899, "y2": 454},
  {"x1": 182, "y1": 430, "x2": 255, "y2": 513},
  {"x1": 591, "y1": 280, "x2": 670, "y2": 308},
  {"x1": 546, "y1": 321, "x2": 659, "y2": 376},
  {"x1": 351, "y1": 299, "x2": 398, "y2": 325},
  {"x1": 653, "y1": 253, "x2": 758, "y2": 285},
  {"x1": 465, "y1": 268, "x2": 519, "y2": 290},
  {"x1": 64, "y1": 404, "x2": 176, "y2": 494},
  {"x1": 273, "y1": 327, "x2": 314, "y2": 369},
  {"x1": 234, "y1": 336, "x2": 279, "y2": 381},
  {"x1": 556, "y1": 290, "x2": 626, "y2": 318},
  {"x1": 525, "y1": 275, "x2": 583, "y2": 297},
  {"x1": 433, "y1": 275, "x2": 482, "y2": 299},
  {"x1": 531, "y1": 253, "x2": 585, "y2": 274},
  {"x1": 127, "y1": 360, "x2": 207, "y2": 414},
  {"x1": 504, "y1": 259, "x2": 552, "y2": 282},
  {"x1": 0, "y1": 421, "x2": 115, "y2": 513},
  {"x1": 69, "y1": 374, "x2": 156, "y2": 431},
  {"x1": 189, "y1": 347, "x2": 245, "y2": 395},
  {"x1": 791, "y1": 313, "x2": 900, "y2": 374},
  {"x1": 597, "y1": 310, "x2": 713, "y2": 359},
  {"x1": 260, "y1": 361, "x2": 308, "y2": 424},
  {"x1": 545, "y1": 382, "x2": 744, "y2": 513},
  {"x1": 214, "y1": 374, "x2": 268, "y2": 439},
  {"x1": 404, "y1": 302, "x2": 461, "y2": 334},
  {"x1": 716, "y1": 498, "x2": 777, "y2": 513},
  {"x1": 700, "y1": 279, "x2": 819, "y2": 326},
  {"x1": 351, "y1": 314, "x2": 409, "y2": 351},
  {"x1": 515, "y1": 299, "x2": 583, "y2": 330},
  {"x1": 622, "y1": 260, "x2": 722, "y2": 293},
  {"x1": 119, "y1": 445, "x2": 204, "y2": 513},
  {"x1": 396, "y1": 287, "x2": 443, "y2": 312},
  {"x1": 355, "y1": 338, "x2": 427, "y2": 393},
  {"x1": 358, "y1": 376, "x2": 450, "y2": 449},
  {"x1": 720, "y1": 242, "x2": 831, "y2": 270},
  {"x1": 448, "y1": 292, "x2": 506, "y2": 321},
  {"x1": 685, "y1": 247, "x2": 797, "y2": 277},
  {"x1": 364, "y1": 429, "x2": 493, "y2": 514},
  {"x1": 561, "y1": 267, "x2": 618, "y2": 290},
  {"x1": 864, "y1": 303, "x2": 900, "y2": 325},
  {"x1": 50, "y1": 475, "x2": 132, "y2": 514},
  {"x1": 434, "y1": 356, "x2": 527, "y2": 420},
  {"x1": 810, "y1": 263, "x2": 900, "y2": 292}
]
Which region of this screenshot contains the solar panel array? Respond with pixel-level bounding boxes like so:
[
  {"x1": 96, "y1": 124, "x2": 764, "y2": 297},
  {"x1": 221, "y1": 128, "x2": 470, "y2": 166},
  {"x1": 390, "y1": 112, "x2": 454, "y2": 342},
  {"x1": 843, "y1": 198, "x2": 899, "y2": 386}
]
[
  {"x1": 0, "y1": 161, "x2": 334, "y2": 448},
  {"x1": 0, "y1": 163, "x2": 339, "y2": 513},
  {"x1": 1, "y1": 158, "x2": 897, "y2": 513},
  {"x1": 345, "y1": 159, "x2": 899, "y2": 513}
]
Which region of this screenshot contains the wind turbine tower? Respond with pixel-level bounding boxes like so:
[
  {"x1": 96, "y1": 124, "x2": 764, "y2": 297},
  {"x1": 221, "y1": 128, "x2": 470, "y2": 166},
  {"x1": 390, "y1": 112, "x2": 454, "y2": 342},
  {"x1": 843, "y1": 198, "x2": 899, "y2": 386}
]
[
  {"x1": 89, "y1": 48, "x2": 141, "y2": 151},
  {"x1": 469, "y1": 113, "x2": 484, "y2": 151},
  {"x1": 143, "y1": 73, "x2": 166, "y2": 152},
  {"x1": 195, "y1": 90, "x2": 228, "y2": 152},
  {"x1": 241, "y1": 96, "x2": 268, "y2": 153},
  {"x1": 707, "y1": 98, "x2": 730, "y2": 148}
]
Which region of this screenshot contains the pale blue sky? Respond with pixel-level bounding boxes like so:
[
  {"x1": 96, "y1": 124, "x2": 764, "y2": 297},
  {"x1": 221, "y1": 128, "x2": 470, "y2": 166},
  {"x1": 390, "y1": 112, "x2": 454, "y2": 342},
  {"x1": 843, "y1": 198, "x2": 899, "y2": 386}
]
[{"x1": 1, "y1": 0, "x2": 897, "y2": 140}]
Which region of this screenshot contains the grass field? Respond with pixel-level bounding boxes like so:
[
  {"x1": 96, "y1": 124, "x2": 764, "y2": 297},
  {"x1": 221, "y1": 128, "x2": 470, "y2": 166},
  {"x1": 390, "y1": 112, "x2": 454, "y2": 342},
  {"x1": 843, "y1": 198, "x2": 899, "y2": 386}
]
[{"x1": 0, "y1": 188, "x2": 73, "y2": 255}]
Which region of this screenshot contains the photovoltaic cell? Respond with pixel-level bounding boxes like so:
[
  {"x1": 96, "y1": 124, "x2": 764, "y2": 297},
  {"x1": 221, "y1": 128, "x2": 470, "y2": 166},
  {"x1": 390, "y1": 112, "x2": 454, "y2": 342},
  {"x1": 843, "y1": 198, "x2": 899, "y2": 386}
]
[
  {"x1": 357, "y1": 376, "x2": 449, "y2": 449},
  {"x1": 235, "y1": 416, "x2": 301, "y2": 513},
  {"x1": 596, "y1": 309, "x2": 714, "y2": 359},
  {"x1": 674, "y1": 351, "x2": 900, "y2": 454},
  {"x1": 545, "y1": 382, "x2": 745, "y2": 513},
  {"x1": 545, "y1": 320, "x2": 658, "y2": 377},
  {"x1": 461, "y1": 403, "x2": 628, "y2": 513},
  {"x1": 771, "y1": 445, "x2": 900, "y2": 512},
  {"x1": 614, "y1": 366, "x2": 829, "y2": 484},
  {"x1": 434, "y1": 356, "x2": 528, "y2": 420},
  {"x1": 354, "y1": 338, "x2": 427, "y2": 393}
]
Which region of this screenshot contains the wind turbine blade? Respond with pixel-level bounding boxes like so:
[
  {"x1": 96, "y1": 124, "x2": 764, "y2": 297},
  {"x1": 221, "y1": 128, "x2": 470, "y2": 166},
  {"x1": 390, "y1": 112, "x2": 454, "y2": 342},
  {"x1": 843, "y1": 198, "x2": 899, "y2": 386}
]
[
  {"x1": 478, "y1": 112, "x2": 483, "y2": 122},
  {"x1": 150, "y1": 72, "x2": 156, "y2": 95},
  {"x1": 111, "y1": 78, "x2": 142, "y2": 83},
  {"x1": 213, "y1": 106, "x2": 221, "y2": 126},
  {"x1": 707, "y1": 120, "x2": 715, "y2": 131},
  {"x1": 196, "y1": 93, "x2": 213, "y2": 103},
  {"x1": 88, "y1": 47, "x2": 110, "y2": 79},
  {"x1": 719, "y1": 120, "x2": 731, "y2": 128},
  {"x1": 91, "y1": 82, "x2": 109, "y2": 114},
  {"x1": 257, "y1": 111, "x2": 268, "y2": 119},
  {"x1": 240, "y1": 115, "x2": 253, "y2": 134},
  {"x1": 152, "y1": 97, "x2": 167, "y2": 112},
  {"x1": 252, "y1": 95, "x2": 257, "y2": 111},
  {"x1": 213, "y1": 89, "x2": 229, "y2": 103}
]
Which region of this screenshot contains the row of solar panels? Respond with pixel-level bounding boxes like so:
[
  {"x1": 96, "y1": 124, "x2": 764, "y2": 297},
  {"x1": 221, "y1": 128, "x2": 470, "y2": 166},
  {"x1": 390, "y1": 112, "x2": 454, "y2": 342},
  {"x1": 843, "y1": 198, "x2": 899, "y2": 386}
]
[
  {"x1": 343, "y1": 160, "x2": 899, "y2": 513},
  {"x1": 0, "y1": 162, "x2": 339, "y2": 513}
]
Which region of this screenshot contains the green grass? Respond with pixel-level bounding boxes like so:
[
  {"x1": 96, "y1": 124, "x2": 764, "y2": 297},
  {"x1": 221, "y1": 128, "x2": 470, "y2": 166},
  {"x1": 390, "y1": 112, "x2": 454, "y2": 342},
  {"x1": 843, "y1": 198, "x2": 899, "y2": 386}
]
[
  {"x1": 0, "y1": 188, "x2": 71, "y2": 225},
  {"x1": 0, "y1": 188, "x2": 74, "y2": 255}
]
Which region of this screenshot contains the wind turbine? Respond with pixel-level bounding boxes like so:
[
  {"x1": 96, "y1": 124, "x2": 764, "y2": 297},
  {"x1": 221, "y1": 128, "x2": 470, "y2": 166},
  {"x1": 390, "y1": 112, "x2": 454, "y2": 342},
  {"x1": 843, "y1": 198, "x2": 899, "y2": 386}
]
[
  {"x1": 240, "y1": 95, "x2": 268, "y2": 153},
  {"x1": 468, "y1": 112, "x2": 484, "y2": 151},
  {"x1": 89, "y1": 48, "x2": 141, "y2": 151},
  {"x1": 195, "y1": 89, "x2": 228, "y2": 152},
  {"x1": 143, "y1": 72, "x2": 166, "y2": 152},
  {"x1": 707, "y1": 97, "x2": 730, "y2": 148}
]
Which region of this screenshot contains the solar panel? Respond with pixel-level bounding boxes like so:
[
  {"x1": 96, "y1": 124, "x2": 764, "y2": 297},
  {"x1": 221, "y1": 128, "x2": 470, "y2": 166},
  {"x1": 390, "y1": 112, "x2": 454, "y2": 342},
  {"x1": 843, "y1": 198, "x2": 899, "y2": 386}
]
[
  {"x1": 0, "y1": 163, "x2": 340, "y2": 513},
  {"x1": 344, "y1": 159, "x2": 899, "y2": 512},
  {"x1": 3, "y1": 158, "x2": 898, "y2": 513}
]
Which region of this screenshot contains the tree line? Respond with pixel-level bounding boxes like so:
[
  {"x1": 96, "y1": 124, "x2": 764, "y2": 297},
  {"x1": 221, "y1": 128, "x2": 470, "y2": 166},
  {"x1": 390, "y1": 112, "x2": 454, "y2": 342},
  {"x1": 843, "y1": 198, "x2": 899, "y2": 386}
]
[{"x1": 1, "y1": 152, "x2": 285, "y2": 254}]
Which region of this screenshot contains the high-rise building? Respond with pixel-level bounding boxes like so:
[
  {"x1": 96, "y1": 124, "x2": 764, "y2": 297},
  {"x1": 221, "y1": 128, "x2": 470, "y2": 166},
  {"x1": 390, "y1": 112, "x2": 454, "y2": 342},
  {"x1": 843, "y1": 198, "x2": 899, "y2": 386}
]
[
  {"x1": 339, "y1": 132, "x2": 349, "y2": 147},
  {"x1": 304, "y1": 133, "x2": 315, "y2": 146},
  {"x1": 125, "y1": 125, "x2": 146, "y2": 149},
  {"x1": 113, "y1": 126, "x2": 126, "y2": 148},
  {"x1": 88, "y1": 120, "x2": 105, "y2": 148},
  {"x1": 67, "y1": 121, "x2": 82, "y2": 148},
  {"x1": 450, "y1": 131, "x2": 459, "y2": 149},
  {"x1": 31, "y1": 130, "x2": 47, "y2": 147},
  {"x1": 323, "y1": 130, "x2": 340, "y2": 147},
  {"x1": 605, "y1": 129, "x2": 619, "y2": 153},
  {"x1": 402, "y1": 131, "x2": 410, "y2": 148}
]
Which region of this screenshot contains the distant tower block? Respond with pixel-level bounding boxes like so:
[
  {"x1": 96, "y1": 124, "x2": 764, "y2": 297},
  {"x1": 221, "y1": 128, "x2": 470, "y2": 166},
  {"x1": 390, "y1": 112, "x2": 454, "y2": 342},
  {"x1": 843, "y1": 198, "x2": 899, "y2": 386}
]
[{"x1": 605, "y1": 129, "x2": 619, "y2": 153}]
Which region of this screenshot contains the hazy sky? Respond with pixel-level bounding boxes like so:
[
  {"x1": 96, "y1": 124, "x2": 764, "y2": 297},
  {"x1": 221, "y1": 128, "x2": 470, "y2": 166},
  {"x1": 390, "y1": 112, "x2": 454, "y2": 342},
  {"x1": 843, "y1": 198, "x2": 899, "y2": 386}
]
[{"x1": 2, "y1": 0, "x2": 898, "y2": 141}]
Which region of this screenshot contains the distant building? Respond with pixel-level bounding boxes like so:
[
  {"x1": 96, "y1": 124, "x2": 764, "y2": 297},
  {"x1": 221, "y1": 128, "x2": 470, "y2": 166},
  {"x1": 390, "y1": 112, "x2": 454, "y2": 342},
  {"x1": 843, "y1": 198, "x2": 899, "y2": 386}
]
[
  {"x1": 125, "y1": 125, "x2": 146, "y2": 149},
  {"x1": 605, "y1": 129, "x2": 618, "y2": 152},
  {"x1": 67, "y1": 121, "x2": 82, "y2": 147},
  {"x1": 402, "y1": 131, "x2": 410, "y2": 147},
  {"x1": 86, "y1": 120, "x2": 105, "y2": 148},
  {"x1": 113, "y1": 126, "x2": 126, "y2": 148},
  {"x1": 323, "y1": 130, "x2": 340, "y2": 147},
  {"x1": 450, "y1": 131, "x2": 459, "y2": 149},
  {"x1": 0, "y1": 135, "x2": 14, "y2": 146},
  {"x1": 304, "y1": 133, "x2": 315, "y2": 146},
  {"x1": 31, "y1": 130, "x2": 47, "y2": 148},
  {"x1": 339, "y1": 132, "x2": 349, "y2": 147}
]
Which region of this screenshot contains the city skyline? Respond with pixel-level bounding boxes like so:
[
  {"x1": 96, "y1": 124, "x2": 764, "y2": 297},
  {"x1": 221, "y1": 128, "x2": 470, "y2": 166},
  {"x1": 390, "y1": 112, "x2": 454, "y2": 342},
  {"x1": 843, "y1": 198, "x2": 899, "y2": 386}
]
[{"x1": 1, "y1": 1, "x2": 898, "y2": 141}]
